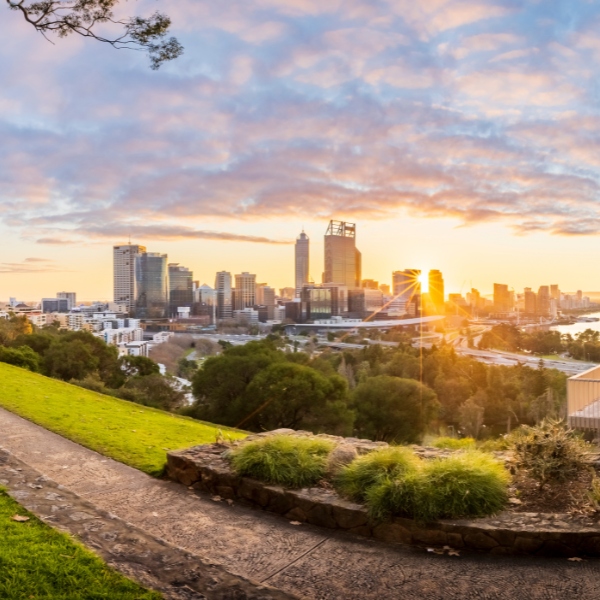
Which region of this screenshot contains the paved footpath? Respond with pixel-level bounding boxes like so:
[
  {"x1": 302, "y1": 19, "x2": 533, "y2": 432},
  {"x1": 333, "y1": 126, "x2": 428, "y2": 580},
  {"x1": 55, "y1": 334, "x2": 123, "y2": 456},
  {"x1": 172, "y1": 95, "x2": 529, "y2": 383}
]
[{"x1": 2, "y1": 406, "x2": 600, "y2": 600}]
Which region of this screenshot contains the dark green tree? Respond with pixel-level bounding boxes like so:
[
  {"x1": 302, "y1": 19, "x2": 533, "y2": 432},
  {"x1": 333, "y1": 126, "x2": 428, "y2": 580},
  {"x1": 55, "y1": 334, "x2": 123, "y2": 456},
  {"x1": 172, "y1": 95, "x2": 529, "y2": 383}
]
[
  {"x1": 119, "y1": 374, "x2": 184, "y2": 411},
  {"x1": 120, "y1": 355, "x2": 160, "y2": 378},
  {"x1": 0, "y1": 345, "x2": 41, "y2": 372},
  {"x1": 238, "y1": 362, "x2": 352, "y2": 433},
  {"x1": 352, "y1": 375, "x2": 438, "y2": 443}
]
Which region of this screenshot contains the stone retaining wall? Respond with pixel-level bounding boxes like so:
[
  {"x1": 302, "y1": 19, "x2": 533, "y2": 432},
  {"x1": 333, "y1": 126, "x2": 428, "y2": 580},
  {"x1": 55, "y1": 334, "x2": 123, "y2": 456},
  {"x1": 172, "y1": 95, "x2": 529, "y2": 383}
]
[{"x1": 167, "y1": 434, "x2": 600, "y2": 558}]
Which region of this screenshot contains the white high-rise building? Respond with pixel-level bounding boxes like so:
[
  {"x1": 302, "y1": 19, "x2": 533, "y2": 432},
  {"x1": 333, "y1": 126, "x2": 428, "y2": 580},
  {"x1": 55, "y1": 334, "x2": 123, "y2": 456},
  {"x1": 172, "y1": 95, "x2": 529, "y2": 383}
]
[
  {"x1": 113, "y1": 244, "x2": 146, "y2": 315},
  {"x1": 295, "y1": 230, "x2": 309, "y2": 297}
]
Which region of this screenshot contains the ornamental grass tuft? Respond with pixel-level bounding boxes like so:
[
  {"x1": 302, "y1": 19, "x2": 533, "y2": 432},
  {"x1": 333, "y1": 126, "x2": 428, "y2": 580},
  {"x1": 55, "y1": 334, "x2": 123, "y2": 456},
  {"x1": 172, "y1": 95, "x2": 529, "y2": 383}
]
[
  {"x1": 361, "y1": 451, "x2": 510, "y2": 522},
  {"x1": 431, "y1": 436, "x2": 476, "y2": 450},
  {"x1": 334, "y1": 446, "x2": 421, "y2": 502},
  {"x1": 229, "y1": 435, "x2": 336, "y2": 488}
]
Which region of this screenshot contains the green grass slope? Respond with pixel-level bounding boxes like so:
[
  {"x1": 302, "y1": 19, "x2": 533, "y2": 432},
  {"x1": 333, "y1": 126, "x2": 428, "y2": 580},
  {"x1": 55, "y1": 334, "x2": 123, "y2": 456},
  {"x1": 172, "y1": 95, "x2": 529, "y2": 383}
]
[
  {"x1": 0, "y1": 488, "x2": 161, "y2": 599},
  {"x1": 0, "y1": 363, "x2": 246, "y2": 475}
]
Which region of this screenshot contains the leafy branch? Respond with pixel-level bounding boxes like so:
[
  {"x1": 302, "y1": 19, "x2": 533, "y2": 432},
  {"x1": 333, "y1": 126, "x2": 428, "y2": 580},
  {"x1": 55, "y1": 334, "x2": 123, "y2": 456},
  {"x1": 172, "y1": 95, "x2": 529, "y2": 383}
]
[{"x1": 6, "y1": 0, "x2": 183, "y2": 69}]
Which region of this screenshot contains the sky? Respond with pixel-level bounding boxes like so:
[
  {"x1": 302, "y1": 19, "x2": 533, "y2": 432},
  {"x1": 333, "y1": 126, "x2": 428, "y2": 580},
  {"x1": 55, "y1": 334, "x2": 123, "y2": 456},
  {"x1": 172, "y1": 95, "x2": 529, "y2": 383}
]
[{"x1": 2, "y1": 0, "x2": 600, "y2": 301}]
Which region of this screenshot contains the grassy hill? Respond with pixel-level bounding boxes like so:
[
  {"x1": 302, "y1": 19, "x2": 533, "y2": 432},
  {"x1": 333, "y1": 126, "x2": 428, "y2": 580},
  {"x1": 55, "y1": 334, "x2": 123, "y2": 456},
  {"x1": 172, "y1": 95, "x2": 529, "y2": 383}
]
[{"x1": 0, "y1": 363, "x2": 246, "y2": 475}]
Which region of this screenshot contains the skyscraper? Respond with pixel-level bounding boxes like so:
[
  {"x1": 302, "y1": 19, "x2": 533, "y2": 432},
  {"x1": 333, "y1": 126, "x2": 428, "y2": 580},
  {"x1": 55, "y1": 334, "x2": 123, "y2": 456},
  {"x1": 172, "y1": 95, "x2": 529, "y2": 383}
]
[
  {"x1": 493, "y1": 283, "x2": 512, "y2": 313},
  {"x1": 428, "y1": 270, "x2": 444, "y2": 314},
  {"x1": 323, "y1": 220, "x2": 361, "y2": 288},
  {"x1": 392, "y1": 269, "x2": 421, "y2": 301},
  {"x1": 113, "y1": 244, "x2": 146, "y2": 314},
  {"x1": 134, "y1": 252, "x2": 169, "y2": 318},
  {"x1": 295, "y1": 230, "x2": 310, "y2": 297},
  {"x1": 215, "y1": 271, "x2": 233, "y2": 320},
  {"x1": 234, "y1": 272, "x2": 256, "y2": 310},
  {"x1": 168, "y1": 263, "x2": 193, "y2": 316}
]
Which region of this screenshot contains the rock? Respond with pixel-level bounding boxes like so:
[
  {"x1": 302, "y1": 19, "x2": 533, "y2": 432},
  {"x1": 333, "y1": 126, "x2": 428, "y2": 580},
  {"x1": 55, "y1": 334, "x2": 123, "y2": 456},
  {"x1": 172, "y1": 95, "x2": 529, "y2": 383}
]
[
  {"x1": 373, "y1": 522, "x2": 412, "y2": 544},
  {"x1": 464, "y1": 532, "x2": 499, "y2": 550},
  {"x1": 514, "y1": 536, "x2": 544, "y2": 554},
  {"x1": 412, "y1": 529, "x2": 448, "y2": 546},
  {"x1": 325, "y1": 444, "x2": 358, "y2": 478}
]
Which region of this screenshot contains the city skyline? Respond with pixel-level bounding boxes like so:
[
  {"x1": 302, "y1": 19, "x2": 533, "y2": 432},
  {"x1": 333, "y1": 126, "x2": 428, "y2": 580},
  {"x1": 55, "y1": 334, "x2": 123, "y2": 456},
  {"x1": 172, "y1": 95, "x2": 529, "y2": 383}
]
[{"x1": 5, "y1": 2, "x2": 600, "y2": 299}]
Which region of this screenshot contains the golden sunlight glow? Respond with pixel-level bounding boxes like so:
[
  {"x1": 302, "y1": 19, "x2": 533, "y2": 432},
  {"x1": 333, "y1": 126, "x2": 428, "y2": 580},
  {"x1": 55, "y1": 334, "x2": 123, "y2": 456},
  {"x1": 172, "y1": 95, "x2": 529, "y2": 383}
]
[{"x1": 418, "y1": 273, "x2": 428, "y2": 293}]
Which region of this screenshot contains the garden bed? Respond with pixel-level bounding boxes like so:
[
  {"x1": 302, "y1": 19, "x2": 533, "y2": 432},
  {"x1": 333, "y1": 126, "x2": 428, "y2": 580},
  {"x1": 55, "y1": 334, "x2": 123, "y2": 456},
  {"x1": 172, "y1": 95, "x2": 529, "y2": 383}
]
[{"x1": 167, "y1": 430, "x2": 600, "y2": 558}]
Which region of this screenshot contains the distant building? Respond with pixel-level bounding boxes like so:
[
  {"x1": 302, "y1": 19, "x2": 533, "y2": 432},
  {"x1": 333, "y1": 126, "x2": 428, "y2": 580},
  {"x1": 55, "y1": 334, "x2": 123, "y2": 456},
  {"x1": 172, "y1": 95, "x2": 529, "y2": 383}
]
[
  {"x1": 301, "y1": 286, "x2": 333, "y2": 321},
  {"x1": 113, "y1": 244, "x2": 146, "y2": 315},
  {"x1": 41, "y1": 298, "x2": 70, "y2": 313},
  {"x1": 279, "y1": 287, "x2": 296, "y2": 301},
  {"x1": 134, "y1": 252, "x2": 169, "y2": 318},
  {"x1": 233, "y1": 272, "x2": 256, "y2": 310},
  {"x1": 56, "y1": 292, "x2": 76, "y2": 310},
  {"x1": 524, "y1": 288, "x2": 537, "y2": 315},
  {"x1": 348, "y1": 288, "x2": 384, "y2": 317},
  {"x1": 379, "y1": 283, "x2": 390, "y2": 295},
  {"x1": 256, "y1": 284, "x2": 276, "y2": 320},
  {"x1": 323, "y1": 220, "x2": 361, "y2": 288},
  {"x1": 428, "y1": 270, "x2": 444, "y2": 314},
  {"x1": 168, "y1": 263, "x2": 193, "y2": 317},
  {"x1": 361, "y1": 279, "x2": 379, "y2": 290},
  {"x1": 392, "y1": 270, "x2": 421, "y2": 304},
  {"x1": 295, "y1": 230, "x2": 310, "y2": 297},
  {"x1": 536, "y1": 286, "x2": 551, "y2": 317},
  {"x1": 215, "y1": 272, "x2": 233, "y2": 320},
  {"x1": 493, "y1": 283, "x2": 512, "y2": 313},
  {"x1": 194, "y1": 284, "x2": 217, "y2": 324}
]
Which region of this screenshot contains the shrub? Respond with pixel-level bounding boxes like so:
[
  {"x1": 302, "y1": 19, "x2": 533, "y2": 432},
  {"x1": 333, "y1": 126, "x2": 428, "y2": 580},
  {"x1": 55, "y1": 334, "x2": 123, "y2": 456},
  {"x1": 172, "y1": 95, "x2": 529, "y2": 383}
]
[
  {"x1": 0, "y1": 345, "x2": 40, "y2": 372},
  {"x1": 432, "y1": 437, "x2": 476, "y2": 450},
  {"x1": 414, "y1": 452, "x2": 510, "y2": 521},
  {"x1": 364, "y1": 472, "x2": 424, "y2": 521},
  {"x1": 509, "y1": 419, "x2": 589, "y2": 487},
  {"x1": 334, "y1": 447, "x2": 421, "y2": 502},
  {"x1": 229, "y1": 435, "x2": 335, "y2": 488}
]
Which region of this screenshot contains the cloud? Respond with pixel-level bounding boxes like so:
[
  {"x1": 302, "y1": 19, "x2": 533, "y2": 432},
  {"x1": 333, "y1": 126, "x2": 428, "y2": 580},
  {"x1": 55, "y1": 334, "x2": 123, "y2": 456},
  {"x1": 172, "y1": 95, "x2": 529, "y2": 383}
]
[
  {"x1": 2, "y1": 0, "x2": 600, "y2": 242},
  {"x1": 0, "y1": 259, "x2": 68, "y2": 274}
]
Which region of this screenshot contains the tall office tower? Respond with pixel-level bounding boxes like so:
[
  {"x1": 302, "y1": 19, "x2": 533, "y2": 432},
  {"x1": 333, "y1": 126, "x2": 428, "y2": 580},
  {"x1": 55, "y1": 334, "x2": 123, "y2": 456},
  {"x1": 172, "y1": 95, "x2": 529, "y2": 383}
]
[
  {"x1": 524, "y1": 288, "x2": 537, "y2": 314},
  {"x1": 428, "y1": 270, "x2": 444, "y2": 314},
  {"x1": 234, "y1": 272, "x2": 256, "y2": 310},
  {"x1": 362, "y1": 279, "x2": 379, "y2": 290},
  {"x1": 493, "y1": 283, "x2": 512, "y2": 313},
  {"x1": 537, "y1": 285, "x2": 550, "y2": 316},
  {"x1": 215, "y1": 271, "x2": 233, "y2": 320},
  {"x1": 392, "y1": 269, "x2": 421, "y2": 302},
  {"x1": 550, "y1": 284, "x2": 560, "y2": 308},
  {"x1": 295, "y1": 230, "x2": 310, "y2": 297},
  {"x1": 168, "y1": 263, "x2": 194, "y2": 316},
  {"x1": 134, "y1": 252, "x2": 169, "y2": 318},
  {"x1": 113, "y1": 244, "x2": 147, "y2": 314},
  {"x1": 323, "y1": 220, "x2": 361, "y2": 288},
  {"x1": 56, "y1": 292, "x2": 76, "y2": 309},
  {"x1": 194, "y1": 284, "x2": 217, "y2": 324}
]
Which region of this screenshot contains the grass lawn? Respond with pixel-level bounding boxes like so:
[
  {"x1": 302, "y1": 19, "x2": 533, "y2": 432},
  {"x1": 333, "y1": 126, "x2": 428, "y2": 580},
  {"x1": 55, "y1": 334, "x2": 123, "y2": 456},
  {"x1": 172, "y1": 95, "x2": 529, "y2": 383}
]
[
  {"x1": 0, "y1": 363, "x2": 246, "y2": 476},
  {"x1": 0, "y1": 488, "x2": 161, "y2": 600}
]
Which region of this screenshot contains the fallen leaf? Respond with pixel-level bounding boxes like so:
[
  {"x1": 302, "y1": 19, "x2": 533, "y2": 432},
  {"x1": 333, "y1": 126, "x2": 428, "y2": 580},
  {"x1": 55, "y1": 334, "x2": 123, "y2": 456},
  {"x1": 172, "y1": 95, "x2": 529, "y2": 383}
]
[
  {"x1": 508, "y1": 497, "x2": 522, "y2": 505},
  {"x1": 290, "y1": 521, "x2": 302, "y2": 526},
  {"x1": 568, "y1": 557, "x2": 584, "y2": 562},
  {"x1": 211, "y1": 496, "x2": 222, "y2": 502},
  {"x1": 151, "y1": 512, "x2": 159, "y2": 517},
  {"x1": 11, "y1": 515, "x2": 29, "y2": 522},
  {"x1": 226, "y1": 499, "x2": 234, "y2": 506},
  {"x1": 447, "y1": 550, "x2": 460, "y2": 557},
  {"x1": 443, "y1": 545, "x2": 451, "y2": 550}
]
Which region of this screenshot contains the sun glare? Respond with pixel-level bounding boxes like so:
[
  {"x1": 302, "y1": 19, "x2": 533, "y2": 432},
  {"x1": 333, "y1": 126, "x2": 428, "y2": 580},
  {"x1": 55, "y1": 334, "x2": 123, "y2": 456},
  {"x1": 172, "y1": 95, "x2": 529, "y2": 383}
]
[{"x1": 418, "y1": 273, "x2": 428, "y2": 293}]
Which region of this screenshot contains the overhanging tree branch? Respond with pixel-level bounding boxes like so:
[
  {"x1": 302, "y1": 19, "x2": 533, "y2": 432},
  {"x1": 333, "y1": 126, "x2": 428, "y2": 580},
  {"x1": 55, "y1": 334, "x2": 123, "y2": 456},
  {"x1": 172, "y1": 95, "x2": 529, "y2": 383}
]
[{"x1": 6, "y1": 0, "x2": 183, "y2": 69}]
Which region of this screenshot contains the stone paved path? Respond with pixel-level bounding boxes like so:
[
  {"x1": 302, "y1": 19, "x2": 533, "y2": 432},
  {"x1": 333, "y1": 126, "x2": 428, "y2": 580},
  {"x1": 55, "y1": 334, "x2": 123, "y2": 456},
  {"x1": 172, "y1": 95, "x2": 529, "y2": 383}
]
[{"x1": 2, "y1": 406, "x2": 600, "y2": 599}]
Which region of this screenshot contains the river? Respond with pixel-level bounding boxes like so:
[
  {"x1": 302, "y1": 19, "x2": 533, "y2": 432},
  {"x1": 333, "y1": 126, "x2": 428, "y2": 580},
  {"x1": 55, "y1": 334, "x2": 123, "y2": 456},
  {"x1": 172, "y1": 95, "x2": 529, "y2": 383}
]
[{"x1": 551, "y1": 312, "x2": 600, "y2": 337}]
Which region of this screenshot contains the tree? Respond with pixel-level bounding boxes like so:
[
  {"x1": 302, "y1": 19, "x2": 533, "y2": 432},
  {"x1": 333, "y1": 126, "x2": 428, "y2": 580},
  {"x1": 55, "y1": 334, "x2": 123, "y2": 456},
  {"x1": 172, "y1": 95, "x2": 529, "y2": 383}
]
[
  {"x1": 352, "y1": 375, "x2": 438, "y2": 444},
  {"x1": 119, "y1": 373, "x2": 184, "y2": 411},
  {"x1": 119, "y1": 355, "x2": 160, "y2": 378},
  {"x1": 0, "y1": 345, "x2": 41, "y2": 372},
  {"x1": 189, "y1": 341, "x2": 284, "y2": 424},
  {"x1": 459, "y1": 392, "x2": 485, "y2": 439},
  {"x1": 6, "y1": 0, "x2": 183, "y2": 69},
  {"x1": 238, "y1": 362, "x2": 352, "y2": 434}
]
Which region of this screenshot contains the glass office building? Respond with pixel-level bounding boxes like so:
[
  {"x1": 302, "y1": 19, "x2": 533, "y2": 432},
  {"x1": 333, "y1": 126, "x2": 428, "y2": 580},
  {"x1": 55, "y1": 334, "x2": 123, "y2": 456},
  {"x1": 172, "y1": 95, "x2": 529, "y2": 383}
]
[{"x1": 134, "y1": 252, "x2": 169, "y2": 318}]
